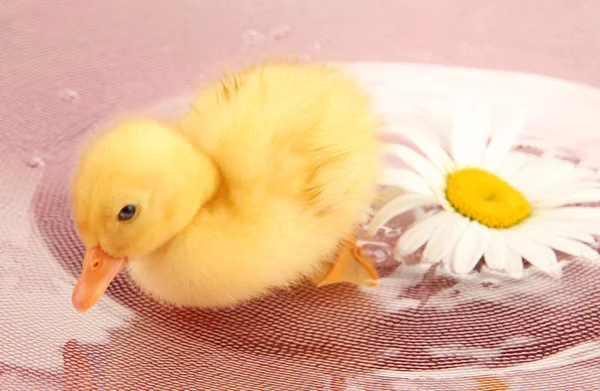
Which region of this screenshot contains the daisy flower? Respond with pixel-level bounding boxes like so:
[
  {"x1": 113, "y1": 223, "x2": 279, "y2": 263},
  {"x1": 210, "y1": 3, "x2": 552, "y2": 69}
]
[{"x1": 368, "y1": 103, "x2": 600, "y2": 278}]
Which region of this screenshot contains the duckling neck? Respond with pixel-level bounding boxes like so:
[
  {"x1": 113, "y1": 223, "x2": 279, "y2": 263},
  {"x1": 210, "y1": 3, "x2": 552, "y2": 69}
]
[
  {"x1": 193, "y1": 151, "x2": 221, "y2": 206},
  {"x1": 166, "y1": 145, "x2": 221, "y2": 239}
]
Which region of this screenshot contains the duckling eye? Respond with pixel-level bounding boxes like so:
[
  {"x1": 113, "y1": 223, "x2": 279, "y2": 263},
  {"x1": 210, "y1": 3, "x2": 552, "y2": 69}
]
[{"x1": 118, "y1": 204, "x2": 137, "y2": 221}]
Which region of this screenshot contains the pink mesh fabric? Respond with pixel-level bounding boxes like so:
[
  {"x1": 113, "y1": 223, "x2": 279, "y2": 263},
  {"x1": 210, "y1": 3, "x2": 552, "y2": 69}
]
[{"x1": 4, "y1": 1, "x2": 600, "y2": 390}]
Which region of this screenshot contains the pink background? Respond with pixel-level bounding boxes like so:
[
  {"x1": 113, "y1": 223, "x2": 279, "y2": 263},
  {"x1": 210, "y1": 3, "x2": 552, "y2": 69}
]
[
  {"x1": 4, "y1": 0, "x2": 600, "y2": 120},
  {"x1": 5, "y1": 0, "x2": 600, "y2": 161}
]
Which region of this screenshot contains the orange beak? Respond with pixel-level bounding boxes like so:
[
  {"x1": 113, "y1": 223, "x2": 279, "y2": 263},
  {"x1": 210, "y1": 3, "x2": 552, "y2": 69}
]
[{"x1": 71, "y1": 247, "x2": 128, "y2": 312}]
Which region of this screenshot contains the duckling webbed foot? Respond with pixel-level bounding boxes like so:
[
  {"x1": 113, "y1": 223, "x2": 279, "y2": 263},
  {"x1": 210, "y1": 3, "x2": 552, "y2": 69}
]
[{"x1": 314, "y1": 233, "x2": 380, "y2": 288}]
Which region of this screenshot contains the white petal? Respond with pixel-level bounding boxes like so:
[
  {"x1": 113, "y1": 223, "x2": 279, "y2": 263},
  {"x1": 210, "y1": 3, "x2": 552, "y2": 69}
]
[
  {"x1": 549, "y1": 238, "x2": 600, "y2": 260},
  {"x1": 452, "y1": 221, "x2": 489, "y2": 274},
  {"x1": 437, "y1": 193, "x2": 454, "y2": 211},
  {"x1": 571, "y1": 233, "x2": 596, "y2": 244},
  {"x1": 534, "y1": 207, "x2": 600, "y2": 220},
  {"x1": 495, "y1": 151, "x2": 536, "y2": 181},
  {"x1": 526, "y1": 215, "x2": 600, "y2": 237},
  {"x1": 533, "y1": 189, "x2": 600, "y2": 209},
  {"x1": 379, "y1": 168, "x2": 433, "y2": 196},
  {"x1": 515, "y1": 225, "x2": 600, "y2": 260},
  {"x1": 471, "y1": 104, "x2": 493, "y2": 165},
  {"x1": 367, "y1": 194, "x2": 437, "y2": 237},
  {"x1": 525, "y1": 238, "x2": 559, "y2": 272},
  {"x1": 440, "y1": 252, "x2": 453, "y2": 271},
  {"x1": 484, "y1": 229, "x2": 508, "y2": 270},
  {"x1": 515, "y1": 156, "x2": 576, "y2": 197},
  {"x1": 582, "y1": 224, "x2": 600, "y2": 236},
  {"x1": 503, "y1": 230, "x2": 558, "y2": 270},
  {"x1": 481, "y1": 109, "x2": 526, "y2": 171},
  {"x1": 450, "y1": 102, "x2": 475, "y2": 168},
  {"x1": 451, "y1": 103, "x2": 490, "y2": 168},
  {"x1": 544, "y1": 263, "x2": 564, "y2": 279},
  {"x1": 528, "y1": 185, "x2": 600, "y2": 208},
  {"x1": 422, "y1": 212, "x2": 470, "y2": 264},
  {"x1": 508, "y1": 155, "x2": 572, "y2": 195},
  {"x1": 396, "y1": 126, "x2": 456, "y2": 173},
  {"x1": 527, "y1": 177, "x2": 600, "y2": 205},
  {"x1": 504, "y1": 247, "x2": 524, "y2": 278},
  {"x1": 571, "y1": 181, "x2": 600, "y2": 190},
  {"x1": 571, "y1": 166, "x2": 598, "y2": 182},
  {"x1": 464, "y1": 103, "x2": 492, "y2": 167},
  {"x1": 396, "y1": 211, "x2": 449, "y2": 255},
  {"x1": 386, "y1": 144, "x2": 446, "y2": 189},
  {"x1": 520, "y1": 218, "x2": 596, "y2": 243}
]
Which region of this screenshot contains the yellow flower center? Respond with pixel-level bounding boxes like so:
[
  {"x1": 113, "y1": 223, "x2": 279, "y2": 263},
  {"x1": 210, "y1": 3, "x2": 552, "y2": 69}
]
[{"x1": 445, "y1": 168, "x2": 531, "y2": 229}]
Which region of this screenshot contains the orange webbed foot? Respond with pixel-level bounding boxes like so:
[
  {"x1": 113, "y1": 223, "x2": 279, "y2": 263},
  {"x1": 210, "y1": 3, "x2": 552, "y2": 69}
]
[{"x1": 314, "y1": 233, "x2": 380, "y2": 288}]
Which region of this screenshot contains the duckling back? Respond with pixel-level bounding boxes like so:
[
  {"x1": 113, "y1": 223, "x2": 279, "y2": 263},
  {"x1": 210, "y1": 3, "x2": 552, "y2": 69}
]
[{"x1": 180, "y1": 61, "x2": 381, "y2": 229}]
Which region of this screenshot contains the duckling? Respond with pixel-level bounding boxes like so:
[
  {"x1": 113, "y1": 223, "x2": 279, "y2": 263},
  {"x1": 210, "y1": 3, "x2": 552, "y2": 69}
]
[{"x1": 71, "y1": 61, "x2": 382, "y2": 312}]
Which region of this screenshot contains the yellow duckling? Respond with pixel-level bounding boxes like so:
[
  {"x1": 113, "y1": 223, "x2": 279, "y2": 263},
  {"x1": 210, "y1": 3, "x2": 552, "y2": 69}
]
[{"x1": 71, "y1": 61, "x2": 381, "y2": 312}]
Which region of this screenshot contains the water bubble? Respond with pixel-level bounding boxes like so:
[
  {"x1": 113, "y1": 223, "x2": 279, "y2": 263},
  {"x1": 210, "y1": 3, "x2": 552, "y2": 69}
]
[
  {"x1": 481, "y1": 281, "x2": 498, "y2": 289},
  {"x1": 26, "y1": 157, "x2": 45, "y2": 168},
  {"x1": 361, "y1": 242, "x2": 392, "y2": 263},
  {"x1": 269, "y1": 24, "x2": 292, "y2": 40},
  {"x1": 383, "y1": 227, "x2": 403, "y2": 238},
  {"x1": 58, "y1": 89, "x2": 79, "y2": 102},
  {"x1": 240, "y1": 29, "x2": 265, "y2": 44}
]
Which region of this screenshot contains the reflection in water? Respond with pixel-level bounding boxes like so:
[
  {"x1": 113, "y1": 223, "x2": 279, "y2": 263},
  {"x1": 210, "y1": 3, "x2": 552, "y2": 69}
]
[{"x1": 62, "y1": 283, "x2": 389, "y2": 390}]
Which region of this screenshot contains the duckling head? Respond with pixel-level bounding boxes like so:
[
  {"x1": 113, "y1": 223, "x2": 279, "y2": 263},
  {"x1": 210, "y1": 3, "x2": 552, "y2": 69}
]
[{"x1": 70, "y1": 118, "x2": 219, "y2": 312}]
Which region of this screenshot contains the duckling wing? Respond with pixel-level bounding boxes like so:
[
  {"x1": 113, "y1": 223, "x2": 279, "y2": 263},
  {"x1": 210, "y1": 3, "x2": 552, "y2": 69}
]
[{"x1": 180, "y1": 61, "x2": 381, "y2": 212}]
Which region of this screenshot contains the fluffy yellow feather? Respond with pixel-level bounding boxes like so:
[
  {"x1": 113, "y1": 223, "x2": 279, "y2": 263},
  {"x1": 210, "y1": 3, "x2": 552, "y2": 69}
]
[{"x1": 71, "y1": 61, "x2": 382, "y2": 311}]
